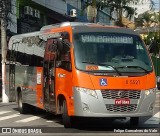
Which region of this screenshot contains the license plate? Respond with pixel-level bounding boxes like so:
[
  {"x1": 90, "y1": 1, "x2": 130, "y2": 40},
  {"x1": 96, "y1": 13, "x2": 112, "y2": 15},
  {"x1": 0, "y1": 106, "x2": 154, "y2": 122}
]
[{"x1": 115, "y1": 99, "x2": 130, "y2": 105}]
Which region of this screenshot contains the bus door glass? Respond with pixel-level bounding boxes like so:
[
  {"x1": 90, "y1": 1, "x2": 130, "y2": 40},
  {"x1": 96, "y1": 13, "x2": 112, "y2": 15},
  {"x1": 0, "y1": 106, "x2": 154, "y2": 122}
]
[{"x1": 43, "y1": 38, "x2": 57, "y2": 109}]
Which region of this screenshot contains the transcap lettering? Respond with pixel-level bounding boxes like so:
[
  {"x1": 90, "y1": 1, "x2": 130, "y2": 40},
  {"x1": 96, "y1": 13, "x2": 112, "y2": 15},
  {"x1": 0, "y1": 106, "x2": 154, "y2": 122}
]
[{"x1": 81, "y1": 35, "x2": 133, "y2": 44}]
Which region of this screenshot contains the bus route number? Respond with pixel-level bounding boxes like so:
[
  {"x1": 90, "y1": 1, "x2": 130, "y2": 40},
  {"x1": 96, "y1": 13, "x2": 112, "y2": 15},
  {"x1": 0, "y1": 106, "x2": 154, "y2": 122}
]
[{"x1": 125, "y1": 80, "x2": 140, "y2": 85}]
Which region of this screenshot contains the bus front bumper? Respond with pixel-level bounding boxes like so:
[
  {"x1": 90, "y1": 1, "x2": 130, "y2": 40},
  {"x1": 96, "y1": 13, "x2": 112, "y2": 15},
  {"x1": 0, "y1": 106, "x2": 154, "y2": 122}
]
[{"x1": 73, "y1": 89, "x2": 156, "y2": 117}]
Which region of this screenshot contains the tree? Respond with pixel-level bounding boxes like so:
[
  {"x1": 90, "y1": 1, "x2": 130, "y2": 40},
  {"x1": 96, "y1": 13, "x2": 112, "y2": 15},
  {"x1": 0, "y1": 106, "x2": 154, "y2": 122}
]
[
  {"x1": 82, "y1": 0, "x2": 139, "y2": 26},
  {"x1": 136, "y1": 11, "x2": 159, "y2": 34},
  {"x1": 135, "y1": 11, "x2": 160, "y2": 57},
  {"x1": 105, "y1": 0, "x2": 138, "y2": 26},
  {"x1": 83, "y1": 0, "x2": 155, "y2": 26},
  {"x1": 0, "y1": 0, "x2": 9, "y2": 103}
]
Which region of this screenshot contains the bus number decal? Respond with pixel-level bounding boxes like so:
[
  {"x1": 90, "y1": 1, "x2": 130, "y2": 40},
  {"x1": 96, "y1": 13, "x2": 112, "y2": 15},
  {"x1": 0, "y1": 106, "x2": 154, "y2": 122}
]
[{"x1": 125, "y1": 80, "x2": 140, "y2": 85}]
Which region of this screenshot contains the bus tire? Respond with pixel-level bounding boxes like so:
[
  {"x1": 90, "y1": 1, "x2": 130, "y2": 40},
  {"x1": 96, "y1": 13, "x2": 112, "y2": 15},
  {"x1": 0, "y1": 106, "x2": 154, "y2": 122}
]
[
  {"x1": 17, "y1": 91, "x2": 28, "y2": 114},
  {"x1": 130, "y1": 117, "x2": 139, "y2": 126},
  {"x1": 62, "y1": 100, "x2": 72, "y2": 128}
]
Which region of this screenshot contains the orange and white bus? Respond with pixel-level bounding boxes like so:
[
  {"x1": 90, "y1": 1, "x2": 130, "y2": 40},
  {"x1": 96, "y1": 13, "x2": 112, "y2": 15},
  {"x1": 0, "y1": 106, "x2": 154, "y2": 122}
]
[{"x1": 8, "y1": 22, "x2": 156, "y2": 128}]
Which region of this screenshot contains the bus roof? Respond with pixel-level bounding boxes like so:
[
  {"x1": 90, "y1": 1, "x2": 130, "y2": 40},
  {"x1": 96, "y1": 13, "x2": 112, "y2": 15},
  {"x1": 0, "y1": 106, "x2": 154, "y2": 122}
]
[
  {"x1": 40, "y1": 22, "x2": 138, "y2": 36},
  {"x1": 72, "y1": 25, "x2": 139, "y2": 35},
  {"x1": 8, "y1": 31, "x2": 43, "y2": 57},
  {"x1": 8, "y1": 22, "x2": 139, "y2": 46},
  {"x1": 9, "y1": 31, "x2": 40, "y2": 43},
  {"x1": 40, "y1": 22, "x2": 119, "y2": 31}
]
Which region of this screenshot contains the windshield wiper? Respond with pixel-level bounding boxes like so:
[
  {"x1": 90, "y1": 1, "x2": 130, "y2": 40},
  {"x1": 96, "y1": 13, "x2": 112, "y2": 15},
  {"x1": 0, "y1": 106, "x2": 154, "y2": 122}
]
[
  {"x1": 116, "y1": 66, "x2": 151, "y2": 73},
  {"x1": 81, "y1": 61, "x2": 122, "y2": 76},
  {"x1": 99, "y1": 63, "x2": 122, "y2": 76}
]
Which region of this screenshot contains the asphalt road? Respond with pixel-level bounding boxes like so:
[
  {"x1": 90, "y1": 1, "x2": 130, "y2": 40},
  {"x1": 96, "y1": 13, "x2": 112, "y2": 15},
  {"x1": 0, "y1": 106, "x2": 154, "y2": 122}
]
[{"x1": 0, "y1": 91, "x2": 159, "y2": 136}]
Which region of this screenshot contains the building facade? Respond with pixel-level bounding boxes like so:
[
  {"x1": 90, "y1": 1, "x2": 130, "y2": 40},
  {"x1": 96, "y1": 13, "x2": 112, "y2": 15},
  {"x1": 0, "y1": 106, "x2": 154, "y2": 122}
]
[
  {"x1": 66, "y1": 0, "x2": 112, "y2": 24},
  {"x1": 7, "y1": 0, "x2": 73, "y2": 35},
  {"x1": 6, "y1": 0, "x2": 115, "y2": 36}
]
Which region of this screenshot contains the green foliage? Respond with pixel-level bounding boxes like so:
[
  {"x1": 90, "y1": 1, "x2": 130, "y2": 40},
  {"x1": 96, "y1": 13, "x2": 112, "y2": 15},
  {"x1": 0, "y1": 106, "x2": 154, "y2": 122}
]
[
  {"x1": 136, "y1": 11, "x2": 159, "y2": 27},
  {"x1": 83, "y1": 0, "x2": 139, "y2": 26},
  {"x1": 136, "y1": 11, "x2": 160, "y2": 54}
]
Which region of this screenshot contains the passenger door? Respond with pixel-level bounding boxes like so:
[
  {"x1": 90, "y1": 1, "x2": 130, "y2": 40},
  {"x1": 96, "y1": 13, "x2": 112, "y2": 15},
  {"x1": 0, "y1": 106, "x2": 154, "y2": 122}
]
[
  {"x1": 55, "y1": 37, "x2": 72, "y2": 112},
  {"x1": 43, "y1": 38, "x2": 56, "y2": 112}
]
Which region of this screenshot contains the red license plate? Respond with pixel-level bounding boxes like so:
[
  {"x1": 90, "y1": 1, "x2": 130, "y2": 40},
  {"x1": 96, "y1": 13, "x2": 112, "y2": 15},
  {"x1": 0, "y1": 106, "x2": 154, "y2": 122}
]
[{"x1": 115, "y1": 99, "x2": 130, "y2": 105}]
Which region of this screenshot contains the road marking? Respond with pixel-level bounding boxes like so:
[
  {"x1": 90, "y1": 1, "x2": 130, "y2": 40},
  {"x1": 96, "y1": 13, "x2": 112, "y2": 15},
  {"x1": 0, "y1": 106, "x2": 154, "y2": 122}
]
[
  {"x1": 46, "y1": 120, "x2": 53, "y2": 123},
  {"x1": 144, "y1": 112, "x2": 160, "y2": 124},
  {"x1": 144, "y1": 118, "x2": 159, "y2": 124},
  {"x1": 153, "y1": 111, "x2": 160, "y2": 118},
  {"x1": 0, "y1": 114, "x2": 20, "y2": 121},
  {"x1": 15, "y1": 116, "x2": 40, "y2": 123},
  {"x1": 0, "y1": 111, "x2": 12, "y2": 115}
]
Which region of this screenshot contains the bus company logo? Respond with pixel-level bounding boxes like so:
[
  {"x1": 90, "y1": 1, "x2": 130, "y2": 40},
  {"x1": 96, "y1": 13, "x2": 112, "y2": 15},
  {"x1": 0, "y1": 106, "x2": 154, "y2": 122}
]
[
  {"x1": 118, "y1": 91, "x2": 126, "y2": 98},
  {"x1": 100, "y1": 78, "x2": 107, "y2": 86},
  {"x1": 2, "y1": 128, "x2": 11, "y2": 133}
]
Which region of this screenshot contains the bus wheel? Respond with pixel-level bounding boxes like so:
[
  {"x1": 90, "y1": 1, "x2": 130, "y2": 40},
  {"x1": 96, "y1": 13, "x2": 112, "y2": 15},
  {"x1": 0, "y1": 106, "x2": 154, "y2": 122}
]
[
  {"x1": 18, "y1": 91, "x2": 28, "y2": 114},
  {"x1": 130, "y1": 117, "x2": 139, "y2": 126},
  {"x1": 62, "y1": 100, "x2": 72, "y2": 128}
]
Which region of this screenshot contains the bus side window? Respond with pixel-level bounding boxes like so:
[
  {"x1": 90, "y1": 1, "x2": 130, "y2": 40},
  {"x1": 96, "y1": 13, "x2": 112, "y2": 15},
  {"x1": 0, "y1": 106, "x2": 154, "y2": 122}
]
[
  {"x1": 44, "y1": 39, "x2": 57, "y2": 62},
  {"x1": 56, "y1": 40, "x2": 71, "y2": 71},
  {"x1": 9, "y1": 43, "x2": 18, "y2": 64},
  {"x1": 16, "y1": 52, "x2": 23, "y2": 65}
]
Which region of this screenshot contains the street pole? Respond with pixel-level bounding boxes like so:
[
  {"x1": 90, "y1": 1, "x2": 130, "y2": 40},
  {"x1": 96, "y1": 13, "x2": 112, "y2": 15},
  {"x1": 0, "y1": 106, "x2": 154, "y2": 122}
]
[
  {"x1": 157, "y1": 0, "x2": 160, "y2": 83},
  {"x1": 159, "y1": 0, "x2": 160, "y2": 38},
  {"x1": 0, "y1": 0, "x2": 9, "y2": 103}
]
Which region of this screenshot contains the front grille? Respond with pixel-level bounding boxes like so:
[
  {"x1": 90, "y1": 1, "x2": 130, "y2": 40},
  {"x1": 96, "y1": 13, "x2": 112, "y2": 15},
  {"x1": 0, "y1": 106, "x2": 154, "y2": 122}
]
[
  {"x1": 101, "y1": 90, "x2": 141, "y2": 99},
  {"x1": 106, "y1": 104, "x2": 137, "y2": 112}
]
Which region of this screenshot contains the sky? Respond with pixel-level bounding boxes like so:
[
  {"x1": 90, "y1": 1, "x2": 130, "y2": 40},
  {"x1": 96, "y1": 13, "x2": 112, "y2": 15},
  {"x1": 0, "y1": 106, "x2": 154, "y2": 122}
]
[{"x1": 153, "y1": 0, "x2": 160, "y2": 10}]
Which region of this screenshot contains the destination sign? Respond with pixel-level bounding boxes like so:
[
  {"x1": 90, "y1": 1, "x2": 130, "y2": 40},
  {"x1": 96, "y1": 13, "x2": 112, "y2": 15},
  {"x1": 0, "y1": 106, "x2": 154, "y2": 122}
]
[{"x1": 81, "y1": 35, "x2": 133, "y2": 44}]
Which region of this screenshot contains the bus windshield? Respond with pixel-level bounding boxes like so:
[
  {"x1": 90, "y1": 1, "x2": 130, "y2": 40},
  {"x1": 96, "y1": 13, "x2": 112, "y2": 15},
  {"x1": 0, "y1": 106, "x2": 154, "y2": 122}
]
[{"x1": 73, "y1": 33, "x2": 153, "y2": 74}]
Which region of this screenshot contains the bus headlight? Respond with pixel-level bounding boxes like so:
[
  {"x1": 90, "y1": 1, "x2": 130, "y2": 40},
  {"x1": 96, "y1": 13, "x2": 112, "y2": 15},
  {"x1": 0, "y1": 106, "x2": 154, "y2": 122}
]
[
  {"x1": 145, "y1": 88, "x2": 156, "y2": 96},
  {"x1": 74, "y1": 87, "x2": 98, "y2": 99}
]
